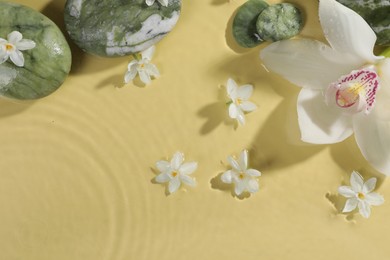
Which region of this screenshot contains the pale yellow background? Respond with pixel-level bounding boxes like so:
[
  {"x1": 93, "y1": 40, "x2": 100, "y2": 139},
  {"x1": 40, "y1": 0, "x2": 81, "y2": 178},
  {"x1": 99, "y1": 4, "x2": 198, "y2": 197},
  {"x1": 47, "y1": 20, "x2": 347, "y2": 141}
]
[{"x1": 1, "y1": 0, "x2": 390, "y2": 259}]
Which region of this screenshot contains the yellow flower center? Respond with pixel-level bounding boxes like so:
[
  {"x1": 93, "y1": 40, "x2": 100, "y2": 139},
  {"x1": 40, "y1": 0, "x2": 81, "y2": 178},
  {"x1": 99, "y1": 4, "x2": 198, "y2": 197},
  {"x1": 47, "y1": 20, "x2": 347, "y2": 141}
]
[
  {"x1": 172, "y1": 171, "x2": 178, "y2": 177},
  {"x1": 5, "y1": 44, "x2": 13, "y2": 51},
  {"x1": 238, "y1": 172, "x2": 245, "y2": 179},
  {"x1": 358, "y1": 192, "x2": 365, "y2": 200},
  {"x1": 236, "y1": 98, "x2": 242, "y2": 105}
]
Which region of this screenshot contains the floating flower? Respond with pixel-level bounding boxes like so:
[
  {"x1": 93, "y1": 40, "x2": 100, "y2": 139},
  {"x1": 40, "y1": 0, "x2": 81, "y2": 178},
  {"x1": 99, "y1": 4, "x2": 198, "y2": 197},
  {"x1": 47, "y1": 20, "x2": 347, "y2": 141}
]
[
  {"x1": 226, "y1": 78, "x2": 257, "y2": 125},
  {"x1": 221, "y1": 150, "x2": 261, "y2": 196},
  {"x1": 145, "y1": 0, "x2": 168, "y2": 7},
  {"x1": 155, "y1": 151, "x2": 197, "y2": 194},
  {"x1": 338, "y1": 171, "x2": 384, "y2": 218},
  {"x1": 124, "y1": 46, "x2": 160, "y2": 85},
  {"x1": 260, "y1": 0, "x2": 390, "y2": 175},
  {"x1": 0, "y1": 31, "x2": 36, "y2": 67}
]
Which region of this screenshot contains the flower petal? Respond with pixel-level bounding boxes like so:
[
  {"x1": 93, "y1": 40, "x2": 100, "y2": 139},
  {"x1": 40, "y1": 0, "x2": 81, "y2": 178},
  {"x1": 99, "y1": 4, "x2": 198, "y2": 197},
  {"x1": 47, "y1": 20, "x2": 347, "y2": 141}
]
[
  {"x1": 145, "y1": 0, "x2": 155, "y2": 6},
  {"x1": 9, "y1": 49, "x2": 24, "y2": 67},
  {"x1": 234, "y1": 180, "x2": 246, "y2": 196},
  {"x1": 158, "y1": 0, "x2": 169, "y2": 6},
  {"x1": 319, "y1": 0, "x2": 378, "y2": 64},
  {"x1": 180, "y1": 175, "x2": 196, "y2": 187},
  {"x1": 7, "y1": 31, "x2": 22, "y2": 44},
  {"x1": 363, "y1": 178, "x2": 377, "y2": 194},
  {"x1": 156, "y1": 160, "x2": 170, "y2": 172},
  {"x1": 239, "y1": 101, "x2": 257, "y2": 112},
  {"x1": 15, "y1": 39, "x2": 35, "y2": 51},
  {"x1": 365, "y1": 192, "x2": 385, "y2": 206},
  {"x1": 155, "y1": 173, "x2": 170, "y2": 183},
  {"x1": 260, "y1": 39, "x2": 357, "y2": 89},
  {"x1": 342, "y1": 198, "x2": 358, "y2": 213},
  {"x1": 221, "y1": 170, "x2": 234, "y2": 183},
  {"x1": 141, "y1": 46, "x2": 155, "y2": 60},
  {"x1": 127, "y1": 60, "x2": 138, "y2": 70},
  {"x1": 297, "y1": 88, "x2": 353, "y2": 144},
  {"x1": 375, "y1": 60, "x2": 390, "y2": 121},
  {"x1": 227, "y1": 156, "x2": 240, "y2": 171},
  {"x1": 179, "y1": 162, "x2": 198, "y2": 175},
  {"x1": 353, "y1": 113, "x2": 390, "y2": 175},
  {"x1": 0, "y1": 51, "x2": 9, "y2": 64},
  {"x1": 246, "y1": 169, "x2": 261, "y2": 177},
  {"x1": 171, "y1": 151, "x2": 184, "y2": 170},
  {"x1": 228, "y1": 103, "x2": 238, "y2": 119},
  {"x1": 138, "y1": 69, "x2": 151, "y2": 85},
  {"x1": 168, "y1": 178, "x2": 181, "y2": 193},
  {"x1": 227, "y1": 78, "x2": 238, "y2": 100},
  {"x1": 238, "y1": 150, "x2": 248, "y2": 170},
  {"x1": 236, "y1": 109, "x2": 245, "y2": 125},
  {"x1": 237, "y1": 84, "x2": 253, "y2": 100},
  {"x1": 358, "y1": 201, "x2": 371, "y2": 218},
  {"x1": 124, "y1": 68, "x2": 137, "y2": 83},
  {"x1": 338, "y1": 186, "x2": 356, "y2": 198},
  {"x1": 145, "y1": 63, "x2": 160, "y2": 77},
  {"x1": 247, "y1": 179, "x2": 259, "y2": 193},
  {"x1": 350, "y1": 171, "x2": 364, "y2": 192}
]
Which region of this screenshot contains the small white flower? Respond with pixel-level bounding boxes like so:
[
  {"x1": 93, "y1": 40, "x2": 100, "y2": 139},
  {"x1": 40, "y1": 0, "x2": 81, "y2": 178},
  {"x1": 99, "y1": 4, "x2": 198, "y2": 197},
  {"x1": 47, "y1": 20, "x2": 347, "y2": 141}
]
[
  {"x1": 146, "y1": 0, "x2": 168, "y2": 7},
  {"x1": 226, "y1": 78, "x2": 257, "y2": 125},
  {"x1": 155, "y1": 151, "x2": 197, "y2": 194},
  {"x1": 338, "y1": 171, "x2": 384, "y2": 218},
  {"x1": 0, "y1": 31, "x2": 36, "y2": 67},
  {"x1": 221, "y1": 150, "x2": 261, "y2": 196},
  {"x1": 124, "y1": 46, "x2": 160, "y2": 85}
]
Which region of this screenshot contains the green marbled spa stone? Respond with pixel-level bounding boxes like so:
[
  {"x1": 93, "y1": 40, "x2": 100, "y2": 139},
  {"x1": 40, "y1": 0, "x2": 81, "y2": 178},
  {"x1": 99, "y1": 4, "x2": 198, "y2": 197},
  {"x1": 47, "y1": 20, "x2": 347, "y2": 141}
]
[
  {"x1": 232, "y1": 0, "x2": 269, "y2": 48},
  {"x1": 256, "y1": 3, "x2": 303, "y2": 42},
  {"x1": 337, "y1": 0, "x2": 390, "y2": 45},
  {"x1": 64, "y1": 0, "x2": 181, "y2": 57},
  {"x1": 0, "y1": 2, "x2": 71, "y2": 100}
]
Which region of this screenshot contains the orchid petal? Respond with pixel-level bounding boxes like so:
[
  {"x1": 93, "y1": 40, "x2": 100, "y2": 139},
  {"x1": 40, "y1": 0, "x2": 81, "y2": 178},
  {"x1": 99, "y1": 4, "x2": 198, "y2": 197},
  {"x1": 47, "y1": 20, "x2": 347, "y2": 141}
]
[
  {"x1": 141, "y1": 46, "x2": 155, "y2": 61},
  {"x1": 338, "y1": 186, "x2": 356, "y2": 198},
  {"x1": 365, "y1": 192, "x2": 384, "y2": 206},
  {"x1": 10, "y1": 49, "x2": 24, "y2": 67},
  {"x1": 236, "y1": 84, "x2": 253, "y2": 100},
  {"x1": 168, "y1": 178, "x2": 181, "y2": 193},
  {"x1": 260, "y1": 39, "x2": 357, "y2": 89},
  {"x1": 179, "y1": 162, "x2": 198, "y2": 175},
  {"x1": 7, "y1": 31, "x2": 22, "y2": 44},
  {"x1": 363, "y1": 178, "x2": 377, "y2": 194},
  {"x1": 297, "y1": 88, "x2": 353, "y2": 144},
  {"x1": 350, "y1": 171, "x2": 364, "y2": 192},
  {"x1": 319, "y1": 0, "x2": 378, "y2": 64},
  {"x1": 239, "y1": 101, "x2": 257, "y2": 112},
  {"x1": 375, "y1": 59, "x2": 390, "y2": 121},
  {"x1": 171, "y1": 151, "x2": 184, "y2": 170},
  {"x1": 221, "y1": 170, "x2": 234, "y2": 184},
  {"x1": 353, "y1": 113, "x2": 390, "y2": 176},
  {"x1": 342, "y1": 198, "x2": 358, "y2": 213},
  {"x1": 358, "y1": 201, "x2": 371, "y2": 218},
  {"x1": 155, "y1": 173, "x2": 170, "y2": 183}
]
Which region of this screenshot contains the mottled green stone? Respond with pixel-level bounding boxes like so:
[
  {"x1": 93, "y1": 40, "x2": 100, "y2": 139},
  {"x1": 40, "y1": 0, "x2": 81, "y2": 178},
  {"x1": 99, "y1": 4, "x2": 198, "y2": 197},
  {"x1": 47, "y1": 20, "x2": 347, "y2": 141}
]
[
  {"x1": 0, "y1": 2, "x2": 71, "y2": 100},
  {"x1": 337, "y1": 0, "x2": 390, "y2": 45},
  {"x1": 64, "y1": 0, "x2": 181, "y2": 57},
  {"x1": 256, "y1": 3, "x2": 303, "y2": 42},
  {"x1": 232, "y1": 0, "x2": 269, "y2": 48}
]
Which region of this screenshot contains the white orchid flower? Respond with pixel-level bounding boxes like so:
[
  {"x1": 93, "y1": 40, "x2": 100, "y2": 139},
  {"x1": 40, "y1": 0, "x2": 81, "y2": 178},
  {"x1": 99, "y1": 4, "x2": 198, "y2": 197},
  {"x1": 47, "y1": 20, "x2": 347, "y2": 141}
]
[
  {"x1": 155, "y1": 152, "x2": 197, "y2": 194},
  {"x1": 146, "y1": 0, "x2": 168, "y2": 7},
  {"x1": 124, "y1": 46, "x2": 160, "y2": 85},
  {"x1": 338, "y1": 171, "x2": 384, "y2": 218},
  {"x1": 260, "y1": 0, "x2": 390, "y2": 175},
  {"x1": 226, "y1": 78, "x2": 257, "y2": 125},
  {"x1": 0, "y1": 31, "x2": 36, "y2": 67},
  {"x1": 221, "y1": 150, "x2": 261, "y2": 196}
]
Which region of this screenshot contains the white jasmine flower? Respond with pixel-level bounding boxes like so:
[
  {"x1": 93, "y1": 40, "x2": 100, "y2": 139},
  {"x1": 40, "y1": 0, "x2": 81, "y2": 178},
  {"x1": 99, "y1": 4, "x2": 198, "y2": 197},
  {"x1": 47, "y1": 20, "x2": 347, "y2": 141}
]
[
  {"x1": 226, "y1": 78, "x2": 257, "y2": 125},
  {"x1": 155, "y1": 151, "x2": 197, "y2": 194},
  {"x1": 124, "y1": 46, "x2": 160, "y2": 85},
  {"x1": 146, "y1": 0, "x2": 168, "y2": 7},
  {"x1": 0, "y1": 31, "x2": 36, "y2": 67},
  {"x1": 338, "y1": 171, "x2": 384, "y2": 218},
  {"x1": 221, "y1": 150, "x2": 261, "y2": 196},
  {"x1": 260, "y1": 0, "x2": 390, "y2": 175}
]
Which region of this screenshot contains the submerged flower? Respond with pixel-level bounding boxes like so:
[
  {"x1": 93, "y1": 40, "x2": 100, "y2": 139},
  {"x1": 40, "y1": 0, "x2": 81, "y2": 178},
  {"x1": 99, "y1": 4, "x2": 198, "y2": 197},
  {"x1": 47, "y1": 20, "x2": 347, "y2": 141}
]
[
  {"x1": 260, "y1": 0, "x2": 390, "y2": 175},
  {"x1": 145, "y1": 0, "x2": 168, "y2": 7},
  {"x1": 338, "y1": 171, "x2": 384, "y2": 218},
  {"x1": 0, "y1": 31, "x2": 36, "y2": 67},
  {"x1": 124, "y1": 46, "x2": 160, "y2": 85},
  {"x1": 226, "y1": 78, "x2": 257, "y2": 125},
  {"x1": 155, "y1": 151, "x2": 197, "y2": 194},
  {"x1": 221, "y1": 150, "x2": 261, "y2": 196}
]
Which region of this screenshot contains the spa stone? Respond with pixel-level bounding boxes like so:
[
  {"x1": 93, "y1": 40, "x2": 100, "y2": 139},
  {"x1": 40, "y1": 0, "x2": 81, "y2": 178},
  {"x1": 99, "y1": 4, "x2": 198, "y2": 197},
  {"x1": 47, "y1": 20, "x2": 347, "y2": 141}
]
[
  {"x1": 0, "y1": 2, "x2": 71, "y2": 100},
  {"x1": 64, "y1": 0, "x2": 181, "y2": 57}
]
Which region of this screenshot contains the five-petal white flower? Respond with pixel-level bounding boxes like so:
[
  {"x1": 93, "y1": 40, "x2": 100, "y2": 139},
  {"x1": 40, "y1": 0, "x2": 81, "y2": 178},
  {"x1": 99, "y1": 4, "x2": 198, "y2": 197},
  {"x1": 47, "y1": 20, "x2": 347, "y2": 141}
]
[
  {"x1": 0, "y1": 31, "x2": 36, "y2": 67},
  {"x1": 260, "y1": 0, "x2": 390, "y2": 175},
  {"x1": 146, "y1": 0, "x2": 168, "y2": 7},
  {"x1": 155, "y1": 151, "x2": 197, "y2": 194},
  {"x1": 338, "y1": 171, "x2": 384, "y2": 218},
  {"x1": 221, "y1": 150, "x2": 261, "y2": 196},
  {"x1": 124, "y1": 46, "x2": 160, "y2": 85},
  {"x1": 226, "y1": 78, "x2": 257, "y2": 125}
]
